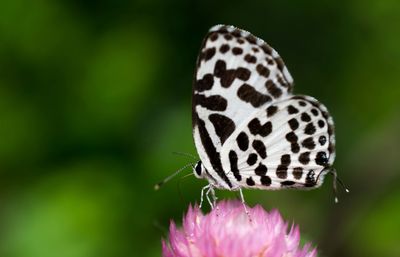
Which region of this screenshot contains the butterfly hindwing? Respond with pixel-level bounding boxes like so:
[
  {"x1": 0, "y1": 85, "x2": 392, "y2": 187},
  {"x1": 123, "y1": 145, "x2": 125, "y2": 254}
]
[{"x1": 220, "y1": 95, "x2": 335, "y2": 189}]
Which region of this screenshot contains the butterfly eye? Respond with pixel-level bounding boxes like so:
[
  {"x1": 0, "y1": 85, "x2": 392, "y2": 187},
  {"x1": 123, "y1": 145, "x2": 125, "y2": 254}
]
[{"x1": 195, "y1": 161, "x2": 203, "y2": 176}]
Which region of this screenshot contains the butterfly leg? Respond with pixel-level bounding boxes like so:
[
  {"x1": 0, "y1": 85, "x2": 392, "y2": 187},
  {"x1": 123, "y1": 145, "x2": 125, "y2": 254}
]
[
  {"x1": 238, "y1": 188, "x2": 251, "y2": 221},
  {"x1": 209, "y1": 186, "x2": 217, "y2": 206},
  {"x1": 199, "y1": 184, "x2": 211, "y2": 208},
  {"x1": 209, "y1": 186, "x2": 220, "y2": 215},
  {"x1": 205, "y1": 185, "x2": 214, "y2": 209}
]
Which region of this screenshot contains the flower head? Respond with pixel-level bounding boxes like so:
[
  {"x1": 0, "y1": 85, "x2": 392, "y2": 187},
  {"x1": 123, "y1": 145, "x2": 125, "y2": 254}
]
[{"x1": 162, "y1": 200, "x2": 317, "y2": 257}]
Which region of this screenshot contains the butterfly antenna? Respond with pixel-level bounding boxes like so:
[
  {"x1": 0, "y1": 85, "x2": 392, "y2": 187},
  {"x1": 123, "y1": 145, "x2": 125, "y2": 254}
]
[
  {"x1": 336, "y1": 175, "x2": 350, "y2": 193},
  {"x1": 154, "y1": 162, "x2": 195, "y2": 190},
  {"x1": 180, "y1": 173, "x2": 195, "y2": 179},
  {"x1": 330, "y1": 168, "x2": 349, "y2": 203},
  {"x1": 172, "y1": 151, "x2": 198, "y2": 160}
]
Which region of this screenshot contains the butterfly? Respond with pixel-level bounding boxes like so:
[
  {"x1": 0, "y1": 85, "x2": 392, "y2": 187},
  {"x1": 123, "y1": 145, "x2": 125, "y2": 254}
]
[
  {"x1": 190, "y1": 25, "x2": 346, "y2": 206},
  {"x1": 156, "y1": 25, "x2": 346, "y2": 208}
]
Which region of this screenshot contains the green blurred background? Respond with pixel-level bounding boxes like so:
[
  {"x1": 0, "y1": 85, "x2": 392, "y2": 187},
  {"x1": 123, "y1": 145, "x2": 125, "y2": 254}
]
[{"x1": 0, "y1": 0, "x2": 399, "y2": 256}]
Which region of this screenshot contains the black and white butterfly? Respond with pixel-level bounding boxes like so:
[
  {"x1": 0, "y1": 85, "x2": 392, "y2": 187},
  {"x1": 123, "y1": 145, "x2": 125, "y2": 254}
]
[
  {"x1": 157, "y1": 25, "x2": 345, "y2": 207},
  {"x1": 190, "y1": 25, "x2": 345, "y2": 205}
]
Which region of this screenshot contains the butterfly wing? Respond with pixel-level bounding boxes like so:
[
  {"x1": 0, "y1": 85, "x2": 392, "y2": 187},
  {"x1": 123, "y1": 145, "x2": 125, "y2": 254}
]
[
  {"x1": 220, "y1": 95, "x2": 335, "y2": 189},
  {"x1": 192, "y1": 25, "x2": 294, "y2": 189}
]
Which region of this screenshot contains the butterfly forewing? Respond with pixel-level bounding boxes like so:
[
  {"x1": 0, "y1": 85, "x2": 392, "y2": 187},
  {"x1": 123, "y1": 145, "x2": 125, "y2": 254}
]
[{"x1": 192, "y1": 25, "x2": 295, "y2": 188}]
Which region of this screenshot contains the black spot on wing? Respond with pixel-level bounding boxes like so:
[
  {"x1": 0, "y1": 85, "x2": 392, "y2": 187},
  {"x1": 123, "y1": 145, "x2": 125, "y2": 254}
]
[
  {"x1": 281, "y1": 154, "x2": 291, "y2": 165},
  {"x1": 255, "y1": 163, "x2": 268, "y2": 176},
  {"x1": 248, "y1": 118, "x2": 272, "y2": 137},
  {"x1": 285, "y1": 131, "x2": 299, "y2": 153},
  {"x1": 276, "y1": 154, "x2": 291, "y2": 179},
  {"x1": 220, "y1": 70, "x2": 236, "y2": 88},
  {"x1": 287, "y1": 105, "x2": 299, "y2": 114},
  {"x1": 237, "y1": 38, "x2": 245, "y2": 44},
  {"x1": 304, "y1": 122, "x2": 316, "y2": 135},
  {"x1": 278, "y1": 75, "x2": 290, "y2": 90},
  {"x1": 201, "y1": 47, "x2": 216, "y2": 61},
  {"x1": 220, "y1": 44, "x2": 230, "y2": 53},
  {"x1": 319, "y1": 136, "x2": 327, "y2": 145},
  {"x1": 285, "y1": 132, "x2": 298, "y2": 143},
  {"x1": 327, "y1": 123, "x2": 334, "y2": 137},
  {"x1": 247, "y1": 153, "x2": 258, "y2": 166},
  {"x1": 246, "y1": 177, "x2": 255, "y2": 186},
  {"x1": 281, "y1": 180, "x2": 296, "y2": 186},
  {"x1": 311, "y1": 108, "x2": 319, "y2": 116},
  {"x1": 301, "y1": 112, "x2": 311, "y2": 122},
  {"x1": 216, "y1": 26, "x2": 228, "y2": 33},
  {"x1": 195, "y1": 73, "x2": 214, "y2": 92},
  {"x1": 265, "y1": 80, "x2": 282, "y2": 98},
  {"x1": 214, "y1": 60, "x2": 250, "y2": 88},
  {"x1": 293, "y1": 167, "x2": 303, "y2": 179},
  {"x1": 236, "y1": 132, "x2": 249, "y2": 151},
  {"x1": 299, "y1": 101, "x2": 307, "y2": 107},
  {"x1": 235, "y1": 67, "x2": 251, "y2": 81},
  {"x1": 276, "y1": 166, "x2": 288, "y2": 179},
  {"x1": 252, "y1": 140, "x2": 267, "y2": 159},
  {"x1": 261, "y1": 176, "x2": 271, "y2": 186},
  {"x1": 305, "y1": 170, "x2": 317, "y2": 187},
  {"x1": 316, "y1": 151, "x2": 328, "y2": 166},
  {"x1": 209, "y1": 32, "x2": 218, "y2": 41},
  {"x1": 256, "y1": 64, "x2": 270, "y2": 77},
  {"x1": 301, "y1": 137, "x2": 316, "y2": 150},
  {"x1": 209, "y1": 114, "x2": 235, "y2": 145},
  {"x1": 229, "y1": 150, "x2": 241, "y2": 181},
  {"x1": 237, "y1": 84, "x2": 272, "y2": 107},
  {"x1": 299, "y1": 152, "x2": 311, "y2": 165},
  {"x1": 261, "y1": 44, "x2": 273, "y2": 55},
  {"x1": 244, "y1": 54, "x2": 257, "y2": 63},
  {"x1": 288, "y1": 118, "x2": 299, "y2": 130},
  {"x1": 224, "y1": 34, "x2": 233, "y2": 40},
  {"x1": 196, "y1": 116, "x2": 232, "y2": 188},
  {"x1": 275, "y1": 57, "x2": 286, "y2": 73},
  {"x1": 328, "y1": 142, "x2": 335, "y2": 155},
  {"x1": 194, "y1": 94, "x2": 227, "y2": 111},
  {"x1": 232, "y1": 47, "x2": 243, "y2": 55},
  {"x1": 214, "y1": 60, "x2": 226, "y2": 77},
  {"x1": 246, "y1": 34, "x2": 257, "y2": 44},
  {"x1": 266, "y1": 105, "x2": 278, "y2": 117},
  {"x1": 231, "y1": 29, "x2": 241, "y2": 37},
  {"x1": 291, "y1": 143, "x2": 300, "y2": 153}
]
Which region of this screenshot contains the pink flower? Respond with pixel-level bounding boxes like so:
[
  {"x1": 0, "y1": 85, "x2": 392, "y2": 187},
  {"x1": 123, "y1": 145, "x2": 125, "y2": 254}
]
[{"x1": 162, "y1": 200, "x2": 317, "y2": 257}]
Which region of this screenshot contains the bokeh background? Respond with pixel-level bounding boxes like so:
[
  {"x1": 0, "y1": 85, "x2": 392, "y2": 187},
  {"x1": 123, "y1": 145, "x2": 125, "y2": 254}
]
[{"x1": 1, "y1": 0, "x2": 399, "y2": 256}]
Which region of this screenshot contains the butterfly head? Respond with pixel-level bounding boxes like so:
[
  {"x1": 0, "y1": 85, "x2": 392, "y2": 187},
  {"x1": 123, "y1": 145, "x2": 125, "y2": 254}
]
[{"x1": 193, "y1": 161, "x2": 205, "y2": 179}]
